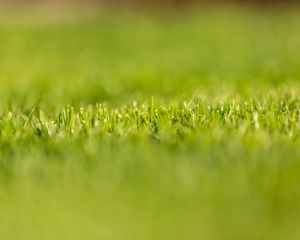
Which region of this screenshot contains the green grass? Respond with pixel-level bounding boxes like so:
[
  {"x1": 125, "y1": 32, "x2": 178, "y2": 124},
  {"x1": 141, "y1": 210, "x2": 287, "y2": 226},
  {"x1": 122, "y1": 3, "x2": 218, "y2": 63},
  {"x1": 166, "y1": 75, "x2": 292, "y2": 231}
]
[{"x1": 1, "y1": 7, "x2": 300, "y2": 240}]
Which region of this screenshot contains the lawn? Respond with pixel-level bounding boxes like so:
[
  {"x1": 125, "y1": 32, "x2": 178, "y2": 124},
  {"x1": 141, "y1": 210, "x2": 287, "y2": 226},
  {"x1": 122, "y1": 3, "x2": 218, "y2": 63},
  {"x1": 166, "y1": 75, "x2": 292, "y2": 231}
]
[{"x1": 1, "y1": 7, "x2": 300, "y2": 240}]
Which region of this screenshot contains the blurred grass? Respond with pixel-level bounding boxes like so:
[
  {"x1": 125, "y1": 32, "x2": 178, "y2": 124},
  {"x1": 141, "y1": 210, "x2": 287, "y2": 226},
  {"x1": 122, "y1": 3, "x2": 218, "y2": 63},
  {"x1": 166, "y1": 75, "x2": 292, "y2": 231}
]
[
  {"x1": 1, "y1": 7, "x2": 300, "y2": 240},
  {"x1": 1, "y1": 7, "x2": 300, "y2": 108}
]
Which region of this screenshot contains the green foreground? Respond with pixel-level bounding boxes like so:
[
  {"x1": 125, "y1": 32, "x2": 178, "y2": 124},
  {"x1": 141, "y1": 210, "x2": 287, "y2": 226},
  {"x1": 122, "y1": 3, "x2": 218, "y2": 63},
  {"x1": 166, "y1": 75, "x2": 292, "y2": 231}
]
[{"x1": 1, "y1": 7, "x2": 300, "y2": 240}]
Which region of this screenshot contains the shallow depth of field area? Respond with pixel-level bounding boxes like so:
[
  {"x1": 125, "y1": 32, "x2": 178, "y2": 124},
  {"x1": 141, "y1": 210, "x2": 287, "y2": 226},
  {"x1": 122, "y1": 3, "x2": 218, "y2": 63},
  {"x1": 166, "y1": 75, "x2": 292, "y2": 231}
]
[{"x1": 1, "y1": 5, "x2": 300, "y2": 240}]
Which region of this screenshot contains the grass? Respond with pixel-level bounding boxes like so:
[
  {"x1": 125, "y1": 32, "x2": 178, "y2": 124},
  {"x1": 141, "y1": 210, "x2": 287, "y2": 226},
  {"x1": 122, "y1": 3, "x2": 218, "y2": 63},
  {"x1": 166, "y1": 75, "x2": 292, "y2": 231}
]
[{"x1": 1, "y1": 7, "x2": 300, "y2": 240}]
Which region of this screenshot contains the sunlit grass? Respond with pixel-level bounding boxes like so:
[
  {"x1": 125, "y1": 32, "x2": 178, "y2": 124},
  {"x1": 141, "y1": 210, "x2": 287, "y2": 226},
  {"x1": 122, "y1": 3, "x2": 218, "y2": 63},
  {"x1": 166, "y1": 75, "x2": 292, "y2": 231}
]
[{"x1": 0, "y1": 7, "x2": 300, "y2": 240}]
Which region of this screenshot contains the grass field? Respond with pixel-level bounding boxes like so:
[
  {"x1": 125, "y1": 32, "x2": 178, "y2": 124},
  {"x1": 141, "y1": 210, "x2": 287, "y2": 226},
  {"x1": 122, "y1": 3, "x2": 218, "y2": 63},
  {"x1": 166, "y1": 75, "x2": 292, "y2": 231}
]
[{"x1": 1, "y1": 7, "x2": 300, "y2": 239}]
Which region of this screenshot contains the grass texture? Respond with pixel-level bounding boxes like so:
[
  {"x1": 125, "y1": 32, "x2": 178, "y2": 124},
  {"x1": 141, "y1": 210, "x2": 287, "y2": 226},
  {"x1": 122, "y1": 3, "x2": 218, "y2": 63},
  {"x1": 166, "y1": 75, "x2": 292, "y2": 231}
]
[{"x1": 1, "y1": 7, "x2": 300, "y2": 240}]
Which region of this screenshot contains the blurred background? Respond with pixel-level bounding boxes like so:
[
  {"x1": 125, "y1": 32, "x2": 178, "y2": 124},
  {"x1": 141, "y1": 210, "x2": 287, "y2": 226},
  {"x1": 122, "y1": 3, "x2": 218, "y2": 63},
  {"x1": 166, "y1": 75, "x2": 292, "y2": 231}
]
[
  {"x1": 0, "y1": 0, "x2": 299, "y2": 109},
  {"x1": 0, "y1": 0, "x2": 298, "y2": 9}
]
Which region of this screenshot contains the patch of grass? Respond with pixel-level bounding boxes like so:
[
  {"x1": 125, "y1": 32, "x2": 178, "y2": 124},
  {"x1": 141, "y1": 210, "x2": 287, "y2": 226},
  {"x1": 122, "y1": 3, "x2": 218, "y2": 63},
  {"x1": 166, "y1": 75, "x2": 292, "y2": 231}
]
[{"x1": 1, "y1": 7, "x2": 300, "y2": 240}]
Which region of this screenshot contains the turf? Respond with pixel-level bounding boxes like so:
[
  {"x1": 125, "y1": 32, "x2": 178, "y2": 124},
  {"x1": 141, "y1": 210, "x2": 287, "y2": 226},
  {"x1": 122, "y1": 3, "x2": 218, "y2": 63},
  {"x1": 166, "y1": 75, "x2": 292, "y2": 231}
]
[{"x1": 1, "y1": 7, "x2": 300, "y2": 240}]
